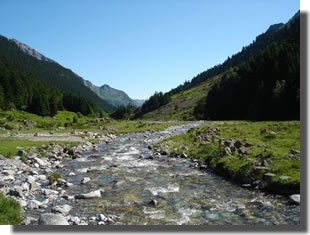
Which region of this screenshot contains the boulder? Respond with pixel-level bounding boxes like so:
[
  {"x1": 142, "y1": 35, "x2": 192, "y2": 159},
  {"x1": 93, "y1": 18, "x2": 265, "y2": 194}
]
[
  {"x1": 39, "y1": 213, "x2": 69, "y2": 225},
  {"x1": 52, "y1": 204, "x2": 72, "y2": 216},
  {"x1": 33, "y1": 157, "x2": 50, "y2": 168},
  {"x1": 74, "y1": 190, "x2": 103, "y2": 199},
  {"x1": 17, "y1": 150, "x2": 27, "y2": 157},
  {"x1": 2, "y1": 175, "x2": 15, "y2": 181},
  {"x1": 28, "y1": 200, "x2": 42, "y2": 209},
  {"x1": 289, "y1": 194, "x2": 300, "y2": 205},
  {"x1": 81, "y1": 177, "x2": 91, "y2": 184},
  {"x1": 234, "y1": 140, "x2": 242, "y2": 149},
  {"x1": 8, "y1": 186, "x2": 24, "y2": 198}
]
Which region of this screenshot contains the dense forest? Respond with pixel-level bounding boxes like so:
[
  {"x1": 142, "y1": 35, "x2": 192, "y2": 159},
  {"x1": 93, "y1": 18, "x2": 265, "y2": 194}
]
[
  {"x1": 139, "y1": 12, "x2": 300, "y2": 121},
  {"x1": 135, "y1": 91, "x2": 171, "y2": 118},
  {"x1": 193, "y1": 13, "x2": 299, "y2": 120},
  {"x1": 0, "y1": 35, "x2": 114, "y2": 116},
  {"x1": 194, "y1": 41, "x2": 299, "y2": 120}
]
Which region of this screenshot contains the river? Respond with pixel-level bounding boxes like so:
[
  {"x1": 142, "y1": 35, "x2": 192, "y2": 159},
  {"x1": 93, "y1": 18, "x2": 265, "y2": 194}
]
[{"x1": 53, "y1": 123, "x2": 299, "y2": 225}]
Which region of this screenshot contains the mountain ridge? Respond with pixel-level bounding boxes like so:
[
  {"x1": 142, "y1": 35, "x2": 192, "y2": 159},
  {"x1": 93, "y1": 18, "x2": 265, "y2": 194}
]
[
  {"x1": 138, "y1": 11, "x2": 300, "y2": 121},
  {"x1": 0, "y1": 35, "x2": 115, "y2": 115},
  {"x1": 84, "y1": 81, "x2": 144, "y2": 107}
]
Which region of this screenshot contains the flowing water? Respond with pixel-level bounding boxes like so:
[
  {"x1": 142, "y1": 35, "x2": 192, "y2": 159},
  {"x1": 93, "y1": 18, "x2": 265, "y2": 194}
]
[{"x1": 50, "y1": 123, "x2": 299, "y2": 225}]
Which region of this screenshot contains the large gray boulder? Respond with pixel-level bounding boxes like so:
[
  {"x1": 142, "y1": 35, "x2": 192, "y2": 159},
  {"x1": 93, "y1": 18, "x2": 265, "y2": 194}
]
[
  {"x1": 75, "y1": 190, "x2": 103, "y2": 199},
  {"x1": 39, "y1": 213, "x2": 69, "y2": 225},
  {"x1": 52, "y1": 204, "x2": 72, "y2": 216}
]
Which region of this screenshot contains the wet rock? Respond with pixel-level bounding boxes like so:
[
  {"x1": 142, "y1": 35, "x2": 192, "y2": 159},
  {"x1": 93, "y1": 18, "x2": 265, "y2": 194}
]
[
  {"x1": 69, "y1": 216, "x2": 81, "y2": 225},
  {"x1": 17, "y1": 150, "x2": 27, "y2": 157},
  {"x1": 234, "y1": 140, "x2": 242, "y2": 149},
  {"x1": 145, "y1": 155, "x2": 154, "y2": 160},
  {"x1": 222, "y1": 146, "x2": 231, "y2": 156},
  {"x1": 81, "y1": 177, "x2": 91, "y2": 184},
  {"x1": 52, "y1": 204, "x2": 72, "y2": 215},
  {"x1": 8, "y1": 186, "x2": 24, "y2": 198},
  {"x1": 2, "y1": 175, "x2": 15, "y2": 181},
  {"x1": 98, "y1": 214, "x2": 108, "y2": 222},
  {"x1": 180, "y1": 152, "x2": 188, "y2": 158},
  {"x1": 63, "y1": 148, "x2": 75, "y2": 156},
  {"x1": 18, "y1": 199, "x2": 28, "y2": 207},
  {"x1": 289, "y1": 194, "x2": 300, "y2": 205},
  {"x1": 28, "y1": 200, "x2": 42, "y2": 209},
  {"x1": 23, "y1": 216, "x2": 37, "y2": 225},
  {"x1": 29, "y1": 181, "x2": 41, "y2": 192},
  {"x1": 21, "y1": 182, "x2": 30, "y2": 191},
  {"x1": 39, "y1": 213, "x2": 69, "y2": 225},
  {"x1": 27, "y1": 175, "x2": 36, "y2": 183},
  {"x1": 35, "y1": 175, "x2": 47, "y2": 181},
  {"x1": 148, "y1": 199, "x2": 158, "y2": 207},
  {"x1": 42, "y1": 189, "x2": 59, "y2": 196},
  {"x1": 290, "y1": 149, "x2": 300, "y2": 155},
  {"x1": 75, "y1": 190, "x2": 103, "y2": 199},
  {"x1": 62, "y1": 195, "x2": 75, "y2": 200},
  {"x1": 238, "y1": 146, "x2": 248, "y2": 155},
  {"x1": 29, "y1": 170, "x2": 39, "y2": 175},
  {"x1": 33, "y1": 157, "x2": 50, "y2": 168},
  {"x1": 2, "y1": 169, "x2": 15, "y2": 176},
  {"x1": 160, "y1": 150, "x2": 170, "y2": 156},
  {"x1": 68, "y1": 172, "x2": 76, "y2": 176}
]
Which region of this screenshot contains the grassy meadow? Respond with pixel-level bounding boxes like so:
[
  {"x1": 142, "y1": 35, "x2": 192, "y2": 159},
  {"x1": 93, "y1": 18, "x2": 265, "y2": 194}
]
[{"x1": 154, "y1": 121, "x2": 300, "y2": 195}]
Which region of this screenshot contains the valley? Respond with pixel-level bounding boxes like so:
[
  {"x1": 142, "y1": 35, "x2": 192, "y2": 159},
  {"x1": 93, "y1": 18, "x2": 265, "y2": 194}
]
[
  {"x1": 0, "y1": 118, "x2": 300, "y2": 225},
  {"x1": 0, "y1": 10, "x2": 301, "y2": 226}
]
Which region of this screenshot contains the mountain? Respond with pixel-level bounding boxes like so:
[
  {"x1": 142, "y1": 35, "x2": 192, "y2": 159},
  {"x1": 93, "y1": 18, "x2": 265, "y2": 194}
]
[
  {"x1": 133, "y1": 99, "x2": 145, "y2": 107},
  {"x1": 12, "y1": 39, "x2": 55, "y2": 63},
  {"x1": 84, "y1": 81, "x2": 144, "y2": 107},
  {"x1": 0, "y1": 35, "x2": 115, "y2": 116},
  {"x1": 138, "y1": 12, "x2": 300, "y2": 121}
]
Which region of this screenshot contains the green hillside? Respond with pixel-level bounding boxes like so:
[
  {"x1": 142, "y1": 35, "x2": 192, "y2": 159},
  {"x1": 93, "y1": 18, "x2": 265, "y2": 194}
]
[
  {"x1": 138, "y1": 12, "x2": 300, "y2": 121},
  {"x1": 0, "y1": 36, "x2": 115, "y2": 116}
]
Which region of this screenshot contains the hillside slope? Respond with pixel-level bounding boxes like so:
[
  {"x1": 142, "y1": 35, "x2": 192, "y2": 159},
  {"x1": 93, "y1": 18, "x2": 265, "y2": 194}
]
[
  {"x1": 140, "y1": 12, "x2": 300, "y2": 121},
  {"x1": 0, "y1": 36, "x2": 115, "y2": 115},
  {"x1": 84, "y1": 81, "x2": 142, "y2": 107}
]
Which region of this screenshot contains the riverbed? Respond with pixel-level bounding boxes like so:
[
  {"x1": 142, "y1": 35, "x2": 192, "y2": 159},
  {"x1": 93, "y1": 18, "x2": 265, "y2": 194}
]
[{"x1": 4, "y1": 123, "x2": 300, "y2": 225}]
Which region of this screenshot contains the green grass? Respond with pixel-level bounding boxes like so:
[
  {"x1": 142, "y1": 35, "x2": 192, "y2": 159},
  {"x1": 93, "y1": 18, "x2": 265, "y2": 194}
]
[
  {"x1": 0, "y1": 193, "x2": 23, "y2": 225},
  {"x1": 0, "y1": 110, "x2": 184, "y2": 158},
  {"x1": 0, "y1": 139, "x2": 48, "y2": 157},
  {"x1": 142, "y1": 74, "x2": 221, "y2": 120},
  {"x1": 0, "y1": 138, "x2": 80, "y2": 158},
  {"x1": 155, "y1": 121, "x2": 300, "y2": 195}
]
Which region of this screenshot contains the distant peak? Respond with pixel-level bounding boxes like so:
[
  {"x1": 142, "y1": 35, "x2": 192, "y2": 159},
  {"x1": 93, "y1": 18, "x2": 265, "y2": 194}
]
[{"x1": 100, "y1": 84, "x2": 111, "y2": 89}]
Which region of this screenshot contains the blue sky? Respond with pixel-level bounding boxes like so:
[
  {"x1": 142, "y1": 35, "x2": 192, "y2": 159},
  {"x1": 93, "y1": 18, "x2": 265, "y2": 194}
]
[{"x1": 0, "y1": 0, "x2": 299, "y2": 99}]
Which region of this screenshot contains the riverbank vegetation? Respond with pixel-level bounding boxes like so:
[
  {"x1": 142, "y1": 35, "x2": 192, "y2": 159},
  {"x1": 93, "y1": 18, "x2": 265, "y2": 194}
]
[
  {"x1": 0, "y1": 110, "x2": 183, "y2": 157},
  {"x1": 0, "y1": 193, "x2": 23, "y2": 224},
  {"x1": 154, "y1": 121, "x2": 300, "y2": 195}
]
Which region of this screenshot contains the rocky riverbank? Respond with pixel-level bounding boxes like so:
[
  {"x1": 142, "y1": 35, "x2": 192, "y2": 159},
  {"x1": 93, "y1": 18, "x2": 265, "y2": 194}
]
[
  {"x1": 0, "y1": 132, "x2": 117, "y2": 225},
  {"x1": 153, "y1": 122, "x2": 301, "y2": 197},
  {"x1": 0, "y1": 122, "x2": 301, "y2": 225}
]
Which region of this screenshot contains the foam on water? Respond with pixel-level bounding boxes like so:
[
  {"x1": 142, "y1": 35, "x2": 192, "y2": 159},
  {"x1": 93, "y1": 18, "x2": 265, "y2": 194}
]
[{"x1": 146, "y1": 184, "x2": 180, "y2": 196}]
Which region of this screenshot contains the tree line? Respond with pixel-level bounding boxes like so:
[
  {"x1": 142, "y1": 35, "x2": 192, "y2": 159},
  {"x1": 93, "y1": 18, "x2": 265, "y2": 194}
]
[{"x1": 0, "y1": 35, "x2": 110, "y2": 116}]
